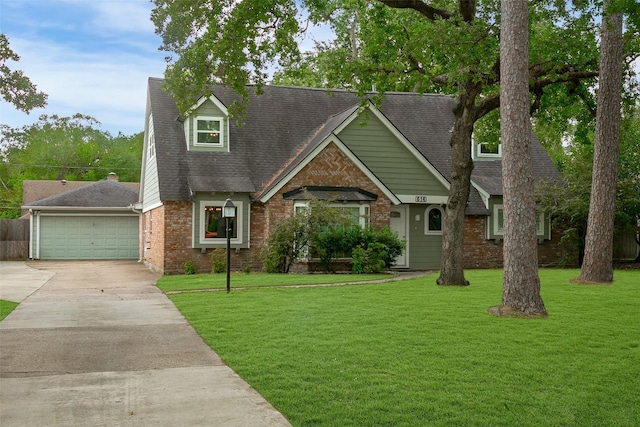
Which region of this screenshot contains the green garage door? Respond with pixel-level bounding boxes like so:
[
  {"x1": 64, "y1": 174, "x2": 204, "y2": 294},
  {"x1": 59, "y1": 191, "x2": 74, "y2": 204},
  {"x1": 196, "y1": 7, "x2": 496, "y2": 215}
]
[{"x1": 40, "y1": 216, "x2": 138, "y2": 259}]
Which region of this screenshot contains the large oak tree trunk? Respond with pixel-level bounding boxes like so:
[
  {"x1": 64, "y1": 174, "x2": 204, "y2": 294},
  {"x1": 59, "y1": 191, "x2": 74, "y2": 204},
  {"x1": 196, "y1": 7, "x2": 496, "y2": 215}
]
[
  {"x1": 495, "y1": 0, "x2": 546, "y2": 316},
  {"x1": 579, "y1": 1, "x2": 623, "y2": 284},
  {"x1": 436, "y1": 84, "x2": 478, "y2": 286}
]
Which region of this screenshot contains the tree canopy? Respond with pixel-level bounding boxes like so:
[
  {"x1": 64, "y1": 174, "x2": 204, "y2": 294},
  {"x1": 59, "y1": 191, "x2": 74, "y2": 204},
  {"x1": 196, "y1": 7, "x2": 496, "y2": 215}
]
[
  {"x1": 0, "y1": 34, "x2": 47, "y2": 113},
  {"x1": 0, "y1": 115, "x2": 143, "y2": 218}
]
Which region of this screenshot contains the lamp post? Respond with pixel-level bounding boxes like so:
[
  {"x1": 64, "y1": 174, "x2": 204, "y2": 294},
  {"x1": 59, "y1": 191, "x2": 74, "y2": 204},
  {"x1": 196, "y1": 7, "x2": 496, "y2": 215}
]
[{"x1": 222, "y1": 198, "x2": 236, "y2": 293}]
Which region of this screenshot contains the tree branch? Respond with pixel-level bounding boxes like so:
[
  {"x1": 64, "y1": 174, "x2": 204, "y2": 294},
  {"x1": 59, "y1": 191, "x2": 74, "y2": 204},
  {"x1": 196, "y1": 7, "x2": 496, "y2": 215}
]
[
  {"x1": 473, "y1": 93, "x2": 500, "y2": 121},
  {"x1": 458, "y1": 0, "x2": 476, "y2": 23},
  {"x1": 377, "y1": 0, "x2": 455, "y2": 20}
]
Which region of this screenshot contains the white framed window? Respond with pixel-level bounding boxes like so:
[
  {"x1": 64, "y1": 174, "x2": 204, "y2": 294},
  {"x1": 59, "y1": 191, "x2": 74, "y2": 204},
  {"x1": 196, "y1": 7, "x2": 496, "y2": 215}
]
[
  {"x1": 476, "y1": 142, "x2": 502, "y2": 159},
  {"x1": 493, "y1": 204, "x2": 544, "y2": 236},
  {"x1": 294, "y1": 201, "x2": 370, "y2": 228},
  {"x1": 147, "y1": 115, "x2": 155, "y2": 159},
  {"x1": 424, "y1": 205, "x2": 443, "y2": 235},
  {"x1": 199, "y1": 200, "x2": 243, "y2": 244},
  {"x1": 194, "y1": 116, "x2": 224, "y2": 147}
]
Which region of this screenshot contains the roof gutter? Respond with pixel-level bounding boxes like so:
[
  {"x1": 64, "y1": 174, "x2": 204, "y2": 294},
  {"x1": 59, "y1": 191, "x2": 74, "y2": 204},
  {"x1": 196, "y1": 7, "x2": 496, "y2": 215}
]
[{"x1": 21, "y1": 206, "x2": 137, "y2": 212}]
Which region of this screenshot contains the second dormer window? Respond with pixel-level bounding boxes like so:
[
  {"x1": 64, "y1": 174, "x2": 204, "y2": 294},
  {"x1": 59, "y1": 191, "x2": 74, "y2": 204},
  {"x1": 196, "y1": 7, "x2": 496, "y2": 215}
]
[
  {"x1": 195, "y1": 116, "x2": 223, "y2": 146},
  {"x1": 476, "y1": 142, "x2": 501, "y2": 158}
]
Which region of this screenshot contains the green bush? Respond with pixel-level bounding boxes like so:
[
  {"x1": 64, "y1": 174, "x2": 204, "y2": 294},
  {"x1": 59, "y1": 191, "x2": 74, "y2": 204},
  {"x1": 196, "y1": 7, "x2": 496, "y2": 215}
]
[
  {"x1": 210, "y1": 248, "x2": 226, "y2": 273},
  {"x1": 261, "y1": 215, "x2": 308, "y2": 273},
  {"x1": 350, "y1": 227, "x2": 405, "y2": 273},
  {"x1": 312, "y1": 224, "x2": 352, "y2": 272},
  {"x1": 352, "y1": 244, "x2": 387, "y2": 273},
  {"x1": 261, "y1": 194, "x2": 404, "y2": 273},
  {"x1": 183, "y1": 259, "x2": 197, "y2": 275}
]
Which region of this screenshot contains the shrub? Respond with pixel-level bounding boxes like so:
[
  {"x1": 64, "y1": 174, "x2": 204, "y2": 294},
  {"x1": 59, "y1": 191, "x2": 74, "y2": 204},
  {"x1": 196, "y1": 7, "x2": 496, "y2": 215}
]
[
  {"x1": 183, "y1": 259, "x2": 197, "y2": 275},
  {"x1": 210, "y1": 248, "x2": 226, "y2": 273},
  {"x1": 261, "y1": 214, "x2": 308, "y2": 273},
  {"x1": 352, "y1": 242, "x2": 388, "y2": 273},
  {"x1": 350, "y1": 227, "x2": 404, "y2": 273},
  {"x1": 261, "y1": 193, "x2": 404, "y2": 273},
  {"x1": 312, "y1": 224, "x2": 352, "y2": 272}
]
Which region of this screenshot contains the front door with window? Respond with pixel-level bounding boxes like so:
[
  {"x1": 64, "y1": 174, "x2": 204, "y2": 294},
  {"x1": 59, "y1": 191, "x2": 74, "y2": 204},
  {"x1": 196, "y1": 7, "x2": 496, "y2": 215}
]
[{"x1": 390, "y1": 206, "x2": 408, "y2": 267}]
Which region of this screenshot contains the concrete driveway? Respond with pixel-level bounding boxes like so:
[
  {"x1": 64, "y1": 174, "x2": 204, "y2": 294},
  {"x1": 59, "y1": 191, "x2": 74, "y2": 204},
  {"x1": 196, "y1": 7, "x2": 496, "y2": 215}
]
[{"x1": 0, "y1": 260, "x2": 291, "y2": 427}]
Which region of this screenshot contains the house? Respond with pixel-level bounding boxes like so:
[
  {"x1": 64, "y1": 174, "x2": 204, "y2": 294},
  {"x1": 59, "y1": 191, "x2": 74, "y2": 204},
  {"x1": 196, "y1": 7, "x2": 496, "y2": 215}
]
[
  {"x1": 22, "y1": 174, "x2": 140, "y2": 260},
  {"x1": 140, "y1": 77, "x2": 565, "y2": 274}
]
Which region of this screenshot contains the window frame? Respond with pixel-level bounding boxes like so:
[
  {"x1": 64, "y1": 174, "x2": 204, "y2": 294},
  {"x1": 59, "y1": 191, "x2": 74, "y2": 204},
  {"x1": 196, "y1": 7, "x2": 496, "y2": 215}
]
[
  {"x1": 198, "y1": 200, "x2": 243, "y2": 245},
  {"x1": 424, "y1": 205, "x2": 444, "y2": 235},
  {"x1": 493, "y1": 204, "x2": 544, "y2": 237},
  {"x1": 147, "y1": 115, "x2": 155, "y2": 160},
  {"x1": 294, "y1": 201, "x2": 370, "y2": 228},
  {"x1": 476, "y1": 142, "x2": 502, "y2": 159},
  {"x1": 193, "y1": 116, "x2": 224, "y2": 147}
]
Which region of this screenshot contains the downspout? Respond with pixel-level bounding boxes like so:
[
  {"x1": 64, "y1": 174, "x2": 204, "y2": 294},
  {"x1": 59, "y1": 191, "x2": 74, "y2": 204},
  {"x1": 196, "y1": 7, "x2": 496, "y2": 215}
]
[
  {"x1": 28, "y1": 209, "x2": 33, "y2": 260},
  {"x1": 35, "y1": 210, "x2": 41, "y2": 259}
]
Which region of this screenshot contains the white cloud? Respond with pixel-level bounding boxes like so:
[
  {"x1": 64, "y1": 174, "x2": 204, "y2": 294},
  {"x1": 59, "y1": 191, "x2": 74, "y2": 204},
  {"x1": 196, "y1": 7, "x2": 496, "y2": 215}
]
[
  {"x1": 89, "y1": 1, "x2": 157, "y2": 34},
  {"x1": 0, "y1": 0, "x2": 166, "y2": 135}
]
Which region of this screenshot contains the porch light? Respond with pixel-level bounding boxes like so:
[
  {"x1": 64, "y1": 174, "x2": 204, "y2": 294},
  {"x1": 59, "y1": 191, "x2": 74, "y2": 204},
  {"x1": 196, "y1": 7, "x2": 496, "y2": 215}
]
[
  {"x1": 222, "y1": 198, "x2": 236, "y2": 293},
  {"x1": 222, "y1": 198, "x2": 236, "y2": 219}
]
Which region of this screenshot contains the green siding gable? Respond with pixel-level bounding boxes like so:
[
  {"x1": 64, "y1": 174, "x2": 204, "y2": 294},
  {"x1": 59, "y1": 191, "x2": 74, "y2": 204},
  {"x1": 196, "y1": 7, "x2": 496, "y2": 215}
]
[
  {"x1": 338, "y1": 112, "x2": 448, "y2": 196},
  {"x1": 142, "y1": 114, "x2": 161, "y2": 209}
]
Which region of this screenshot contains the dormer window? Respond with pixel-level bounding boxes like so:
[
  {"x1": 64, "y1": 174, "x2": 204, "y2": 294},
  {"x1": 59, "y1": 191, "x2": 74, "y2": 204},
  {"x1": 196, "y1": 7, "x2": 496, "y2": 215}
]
[
  {"x1": 195, "y1": 116, "x2": 224, "y2": 147},
  {"x1": 476, "y1": 142, "x2": 502, "y2": 159}
]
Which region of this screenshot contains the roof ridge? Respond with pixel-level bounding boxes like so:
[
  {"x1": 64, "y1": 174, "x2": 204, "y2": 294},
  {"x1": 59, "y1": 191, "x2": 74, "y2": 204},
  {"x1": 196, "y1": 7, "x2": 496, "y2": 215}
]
[{"x1": 148, "y1": 77, "x2": 454, "y2": 98}]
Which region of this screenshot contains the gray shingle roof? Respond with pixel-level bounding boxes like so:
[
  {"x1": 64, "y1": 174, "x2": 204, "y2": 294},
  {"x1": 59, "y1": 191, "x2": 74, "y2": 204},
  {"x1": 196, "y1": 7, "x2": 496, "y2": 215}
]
[
  {"x1": 471, "y1": 132, "x2": 563, "y2": 197},
  {"x1": 23, "y1": 180, "x2": 139, "y2": 208},
  {"x1": 148, "y1": 78, "x2": 561, "y2": 215}
]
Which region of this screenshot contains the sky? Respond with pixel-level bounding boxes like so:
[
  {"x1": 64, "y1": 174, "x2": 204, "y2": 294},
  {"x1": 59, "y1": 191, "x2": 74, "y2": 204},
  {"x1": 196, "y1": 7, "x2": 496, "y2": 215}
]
[
  {"x1": 0, "y1": 0, "x2": 332, "y2": 137},
  {"x1": 0, "y1": 0, "x2": 167, "y2": 136}
]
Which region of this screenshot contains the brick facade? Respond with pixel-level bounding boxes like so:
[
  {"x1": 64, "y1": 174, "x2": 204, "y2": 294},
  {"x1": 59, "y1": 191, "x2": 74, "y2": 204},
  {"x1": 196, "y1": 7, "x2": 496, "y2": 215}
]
[
  {"x1": 144, "y1": 143, "x2": 571, "y2": 274},
  {"x1": 143, "y1": 204, "x2": 165, "y2": 272},
  {"x1": 463, "y1": 215, "x2": 577, "y2": 268}
]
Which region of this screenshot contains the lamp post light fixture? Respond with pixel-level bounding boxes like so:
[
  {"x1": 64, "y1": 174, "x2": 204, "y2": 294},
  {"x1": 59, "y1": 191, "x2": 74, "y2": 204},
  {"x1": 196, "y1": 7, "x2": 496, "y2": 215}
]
[{"x1": 222, "y1": 198, "x2": 236, "y2": 293}]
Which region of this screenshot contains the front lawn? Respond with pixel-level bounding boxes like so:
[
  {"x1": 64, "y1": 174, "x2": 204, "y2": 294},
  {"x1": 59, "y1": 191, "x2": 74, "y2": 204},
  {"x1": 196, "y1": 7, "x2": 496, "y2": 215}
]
[
  {"x1": 0, "y1": 300, "x2": 19, "y2": 321},
  {"x1": 167, "y1": 269, "x2": 640, "y2": 426},
  {"x1": 157, "y1": 272, "x2": 394, "y2": 292}
]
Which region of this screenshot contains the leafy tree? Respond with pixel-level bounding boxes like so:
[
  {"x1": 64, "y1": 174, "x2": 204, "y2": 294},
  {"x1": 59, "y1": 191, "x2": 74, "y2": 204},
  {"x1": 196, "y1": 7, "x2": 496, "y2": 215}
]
[
  {"x1": 579, "y1": 0, "x2": 625, "y2": 283},
  {"x1": 0, "y1": 34, "x2": 47, "y2": 113},
  {"x1": 261, "y1": 197, "x2": 352, "y2": 273},
  {"x1": 537, "y1": 104, "x2": 640, "y2": 266},
  {"x1": 0, "y1": 115, "x2": 142, "y2": 218},
  {"x1": 496, "y1": 0, "x2": 545, "y2": 316},
  {"x1": 151, "y1": 0, "x2": 639, "y2": 286}
]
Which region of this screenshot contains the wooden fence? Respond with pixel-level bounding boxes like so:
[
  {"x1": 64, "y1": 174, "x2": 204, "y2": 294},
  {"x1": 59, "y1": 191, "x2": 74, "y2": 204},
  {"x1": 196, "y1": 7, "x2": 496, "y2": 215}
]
[{"x1": 0, "y1": 219, "x2": 29, "y2": 261}]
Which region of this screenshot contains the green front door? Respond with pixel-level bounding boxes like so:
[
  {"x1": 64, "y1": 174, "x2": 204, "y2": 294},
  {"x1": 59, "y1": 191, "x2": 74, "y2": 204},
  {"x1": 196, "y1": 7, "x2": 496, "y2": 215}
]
[{"x1": 40, "y1": 216, "x2": 138, "y2": 259}]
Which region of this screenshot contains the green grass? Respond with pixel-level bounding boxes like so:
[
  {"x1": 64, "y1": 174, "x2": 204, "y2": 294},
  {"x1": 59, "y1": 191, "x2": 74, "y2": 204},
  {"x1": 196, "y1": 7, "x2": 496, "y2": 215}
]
[
  {"x1": 167, "y1": 269, "x2": 640, "y2": 426},
  {"x1": 0, "y1": 300, "x2": 19, "y2": 321},
  {"x1": 157, "y1": 272, "x2": 393, "y2": 292}
]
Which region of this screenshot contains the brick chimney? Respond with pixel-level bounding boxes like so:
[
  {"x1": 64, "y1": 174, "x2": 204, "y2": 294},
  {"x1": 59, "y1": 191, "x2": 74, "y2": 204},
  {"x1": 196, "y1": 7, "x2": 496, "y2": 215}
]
[{"x1": 107, "y1": 172, "x2": 119, "y2": 182}]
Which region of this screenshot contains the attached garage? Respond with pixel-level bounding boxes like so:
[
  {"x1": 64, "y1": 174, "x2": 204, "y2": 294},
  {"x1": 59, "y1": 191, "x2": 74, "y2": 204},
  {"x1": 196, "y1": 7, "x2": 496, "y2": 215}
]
[
  {"x1": 23, "y1": 179, "x2": 140, "y2": 260},
  {"x1": 39, "y1": 215, "x2": 138, "y2": 259}
]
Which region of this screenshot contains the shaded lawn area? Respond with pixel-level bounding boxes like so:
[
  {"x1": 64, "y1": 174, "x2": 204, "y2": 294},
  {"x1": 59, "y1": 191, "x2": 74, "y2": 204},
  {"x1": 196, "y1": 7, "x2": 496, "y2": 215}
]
[
  {"x1": 157, "y1": 272, "x2": 394, "y2": 292},
  {"x1": 167, "y1": 269, "x2": 640, "y2": 426},
  {"x1": 0, "y1": 300, "x2": 19, "y2": 321}
]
